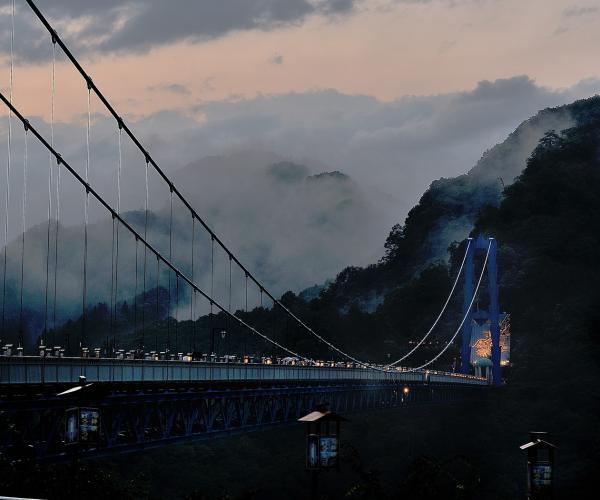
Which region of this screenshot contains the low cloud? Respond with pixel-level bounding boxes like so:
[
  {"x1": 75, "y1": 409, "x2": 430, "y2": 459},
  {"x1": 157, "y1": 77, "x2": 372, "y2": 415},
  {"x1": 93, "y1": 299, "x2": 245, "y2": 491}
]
[
  {"x1": 1, "y1": 76, "x2": 599, "y2": 307},
  {"x1": 0, "y1": 150, "x2": 385, "y2": 339},
  {"x1": 189, "y1": 76, "x2": 600, "y2": 214}
]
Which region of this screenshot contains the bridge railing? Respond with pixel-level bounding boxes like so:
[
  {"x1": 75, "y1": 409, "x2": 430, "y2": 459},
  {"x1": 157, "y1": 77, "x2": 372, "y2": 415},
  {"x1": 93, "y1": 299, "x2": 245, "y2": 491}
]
[{"x1": 0, "y1": 357, "x2": 487, "y2": 386}]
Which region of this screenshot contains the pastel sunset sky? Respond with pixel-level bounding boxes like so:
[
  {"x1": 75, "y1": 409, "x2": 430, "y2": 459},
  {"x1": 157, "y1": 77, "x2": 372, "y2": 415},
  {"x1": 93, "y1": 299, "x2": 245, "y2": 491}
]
[{"x1": 1, "y1": 0, "x2": 599, "y2": 120}]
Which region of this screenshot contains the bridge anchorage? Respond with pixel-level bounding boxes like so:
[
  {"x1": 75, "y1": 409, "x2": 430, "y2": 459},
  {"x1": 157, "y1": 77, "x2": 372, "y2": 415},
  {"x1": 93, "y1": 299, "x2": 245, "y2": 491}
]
[{"x1": 0, "y1": 0, "x2": 507, "y2": 461}]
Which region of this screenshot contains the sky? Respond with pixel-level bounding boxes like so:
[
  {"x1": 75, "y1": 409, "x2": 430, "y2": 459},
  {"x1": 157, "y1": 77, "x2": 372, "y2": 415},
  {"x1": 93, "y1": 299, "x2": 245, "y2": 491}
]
[
  {"x1": 1, "y1": 0, "x2": 599, "y2": 119},
  {"x1": 0, "y1": 0, "x2": 599, "y2": 295}
]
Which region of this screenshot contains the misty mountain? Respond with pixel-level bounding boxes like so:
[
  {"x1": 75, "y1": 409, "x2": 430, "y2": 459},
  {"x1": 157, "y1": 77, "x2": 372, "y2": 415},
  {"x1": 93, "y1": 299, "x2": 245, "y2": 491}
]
[
  {"x1": 0, "y1": 153, "x2": 383, "y2": 344},
  {"x1": 398, "y1": 100, "x2": 573, "y2": 264},
  {"x1": 317, "y1": 97, "x2": 577, "y2": 311},
  {"x1": 61, "y1": 96, "x2": 600, "y2": 367},
  {"x1": 273, "y1": 96, "x2": 600, "y2": 380},
  {"x1": 170, "y1": 150, "x2": 385, "y2": 292},
  {"x1": 0, "y1": 96, "x2": 593, "y2": 350}
]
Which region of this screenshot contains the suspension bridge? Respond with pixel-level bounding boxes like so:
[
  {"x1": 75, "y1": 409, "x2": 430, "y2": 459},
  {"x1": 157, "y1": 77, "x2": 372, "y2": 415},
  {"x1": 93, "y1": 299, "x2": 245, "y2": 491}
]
[{"x1": 0, "y1": 0, "x2": 505, "y2": 461}]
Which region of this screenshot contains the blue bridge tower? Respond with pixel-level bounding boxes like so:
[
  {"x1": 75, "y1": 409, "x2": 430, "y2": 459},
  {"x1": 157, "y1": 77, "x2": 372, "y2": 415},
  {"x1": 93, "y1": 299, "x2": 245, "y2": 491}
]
[{"x1": 460, "y1": 235, "x2": 501, "y2": 386}]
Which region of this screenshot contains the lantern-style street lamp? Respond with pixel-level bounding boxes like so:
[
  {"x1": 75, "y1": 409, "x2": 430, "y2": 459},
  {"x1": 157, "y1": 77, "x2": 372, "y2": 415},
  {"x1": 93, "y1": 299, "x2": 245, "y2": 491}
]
[
  {"x1": 519, "y1": 431, "x2": 557, "y2": 499},
  {"x1": 298, "y1": 404, "x2": 347, "y2": 499},
  {"x1": 57, "y1": 377, "x2": 101, "y2": 449}
]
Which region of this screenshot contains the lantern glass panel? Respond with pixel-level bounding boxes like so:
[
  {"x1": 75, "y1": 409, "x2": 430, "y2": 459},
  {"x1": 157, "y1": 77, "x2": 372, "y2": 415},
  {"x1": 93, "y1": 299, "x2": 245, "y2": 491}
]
[
  {"x1": 307, "y1": 434, "x2": 319, "y2": 469},
  {"x1": 79, "y1": 407, "x2": 101, "y2": 444},
  {"x1": 532, "y1": 463, "x2": 552, "y2": 491},
  {"x1": 319, "y1": 436, "x2": 339, "y2": 468},
  {"x1": 65, "y1": 408, "x2": 79, "y2": 445}
]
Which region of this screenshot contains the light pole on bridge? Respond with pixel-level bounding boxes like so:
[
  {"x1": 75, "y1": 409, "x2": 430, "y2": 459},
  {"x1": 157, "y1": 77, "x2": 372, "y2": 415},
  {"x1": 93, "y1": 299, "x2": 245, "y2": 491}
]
[{"x1": 211, "y1": 328, "x2": 227, "y2": 360}]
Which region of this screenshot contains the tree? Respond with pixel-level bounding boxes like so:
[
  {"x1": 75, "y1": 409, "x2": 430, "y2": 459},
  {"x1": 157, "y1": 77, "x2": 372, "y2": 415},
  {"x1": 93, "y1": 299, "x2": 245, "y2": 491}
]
[{"x1": 383, "y1": 223, "x2": 405, "y2": 262}]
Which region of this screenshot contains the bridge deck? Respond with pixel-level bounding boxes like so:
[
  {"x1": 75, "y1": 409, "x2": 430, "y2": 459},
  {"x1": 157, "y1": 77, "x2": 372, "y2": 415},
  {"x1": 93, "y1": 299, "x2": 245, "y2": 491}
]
[{"x1": 0, "y1": 356, "x2": 486, "y2": 386}]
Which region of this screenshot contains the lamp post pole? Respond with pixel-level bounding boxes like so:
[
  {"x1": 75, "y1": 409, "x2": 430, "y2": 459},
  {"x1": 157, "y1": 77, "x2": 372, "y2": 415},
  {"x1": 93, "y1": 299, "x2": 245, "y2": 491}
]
[
  {"x1": 211, "y1": 328, "x2": 226, "y2": 360},
  {"x1": 311, "y1": 468, "x2": 319, "y2": 500}
]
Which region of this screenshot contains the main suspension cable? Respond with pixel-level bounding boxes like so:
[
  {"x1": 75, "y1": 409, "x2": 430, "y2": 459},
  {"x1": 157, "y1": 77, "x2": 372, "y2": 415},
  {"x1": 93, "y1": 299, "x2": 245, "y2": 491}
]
[
  {"x1": 14, "y1": 1, "x2": 481, "y2": 373},
  {"x1": 385, "y1": 239, "x2": 472, "y2": 367},
  {"x1": 26, "y1": 7, "x2": 395, "y2": 369},
  {"x1": 405, "y1": 240, "x2": 492, "y2": 372},
  {"x1": 0, "y1": 89, "x2": 314, "y2": 362},
  {"x1": 20, "y1": 0, "x2": 377, "y2": 367},
  {"x1": 10, "y1": 0, "x2": 487, "y2": 374}
]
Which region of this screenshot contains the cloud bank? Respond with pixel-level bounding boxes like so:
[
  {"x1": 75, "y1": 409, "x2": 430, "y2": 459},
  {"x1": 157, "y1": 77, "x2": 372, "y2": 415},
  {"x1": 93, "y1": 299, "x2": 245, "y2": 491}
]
[{"x1": 1, "y1": 76, "x2": 599, "y2": 305}]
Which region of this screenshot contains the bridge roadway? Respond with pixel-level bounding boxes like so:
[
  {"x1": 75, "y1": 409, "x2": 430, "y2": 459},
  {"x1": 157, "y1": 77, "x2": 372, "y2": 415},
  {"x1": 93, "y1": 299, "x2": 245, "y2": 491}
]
[{"x1": 0, "y1": 356, "x2": 486, "y2": 386}]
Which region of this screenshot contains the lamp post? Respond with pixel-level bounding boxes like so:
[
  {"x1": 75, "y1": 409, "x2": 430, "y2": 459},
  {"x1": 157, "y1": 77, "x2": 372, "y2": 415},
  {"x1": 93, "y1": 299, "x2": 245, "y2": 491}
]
[
  {"x1": 57, "y1": 376, "x2": 101, "y2": 477},
  {"x1": 211, "y1": 328, "x2": 227, "y2": 360},
  {"x1": 298, "y1": 403, "x2": 347, "y2": 500},
  {"x1": 519, "y1": 431, "x2": 557, "y2": 499}
]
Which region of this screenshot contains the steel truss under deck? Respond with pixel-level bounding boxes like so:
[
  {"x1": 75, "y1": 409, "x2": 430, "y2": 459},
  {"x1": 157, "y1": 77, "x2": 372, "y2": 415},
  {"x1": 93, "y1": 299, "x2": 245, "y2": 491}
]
[{"x1": 0, "y1": 381, "x2": 483, "y2": 461}]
